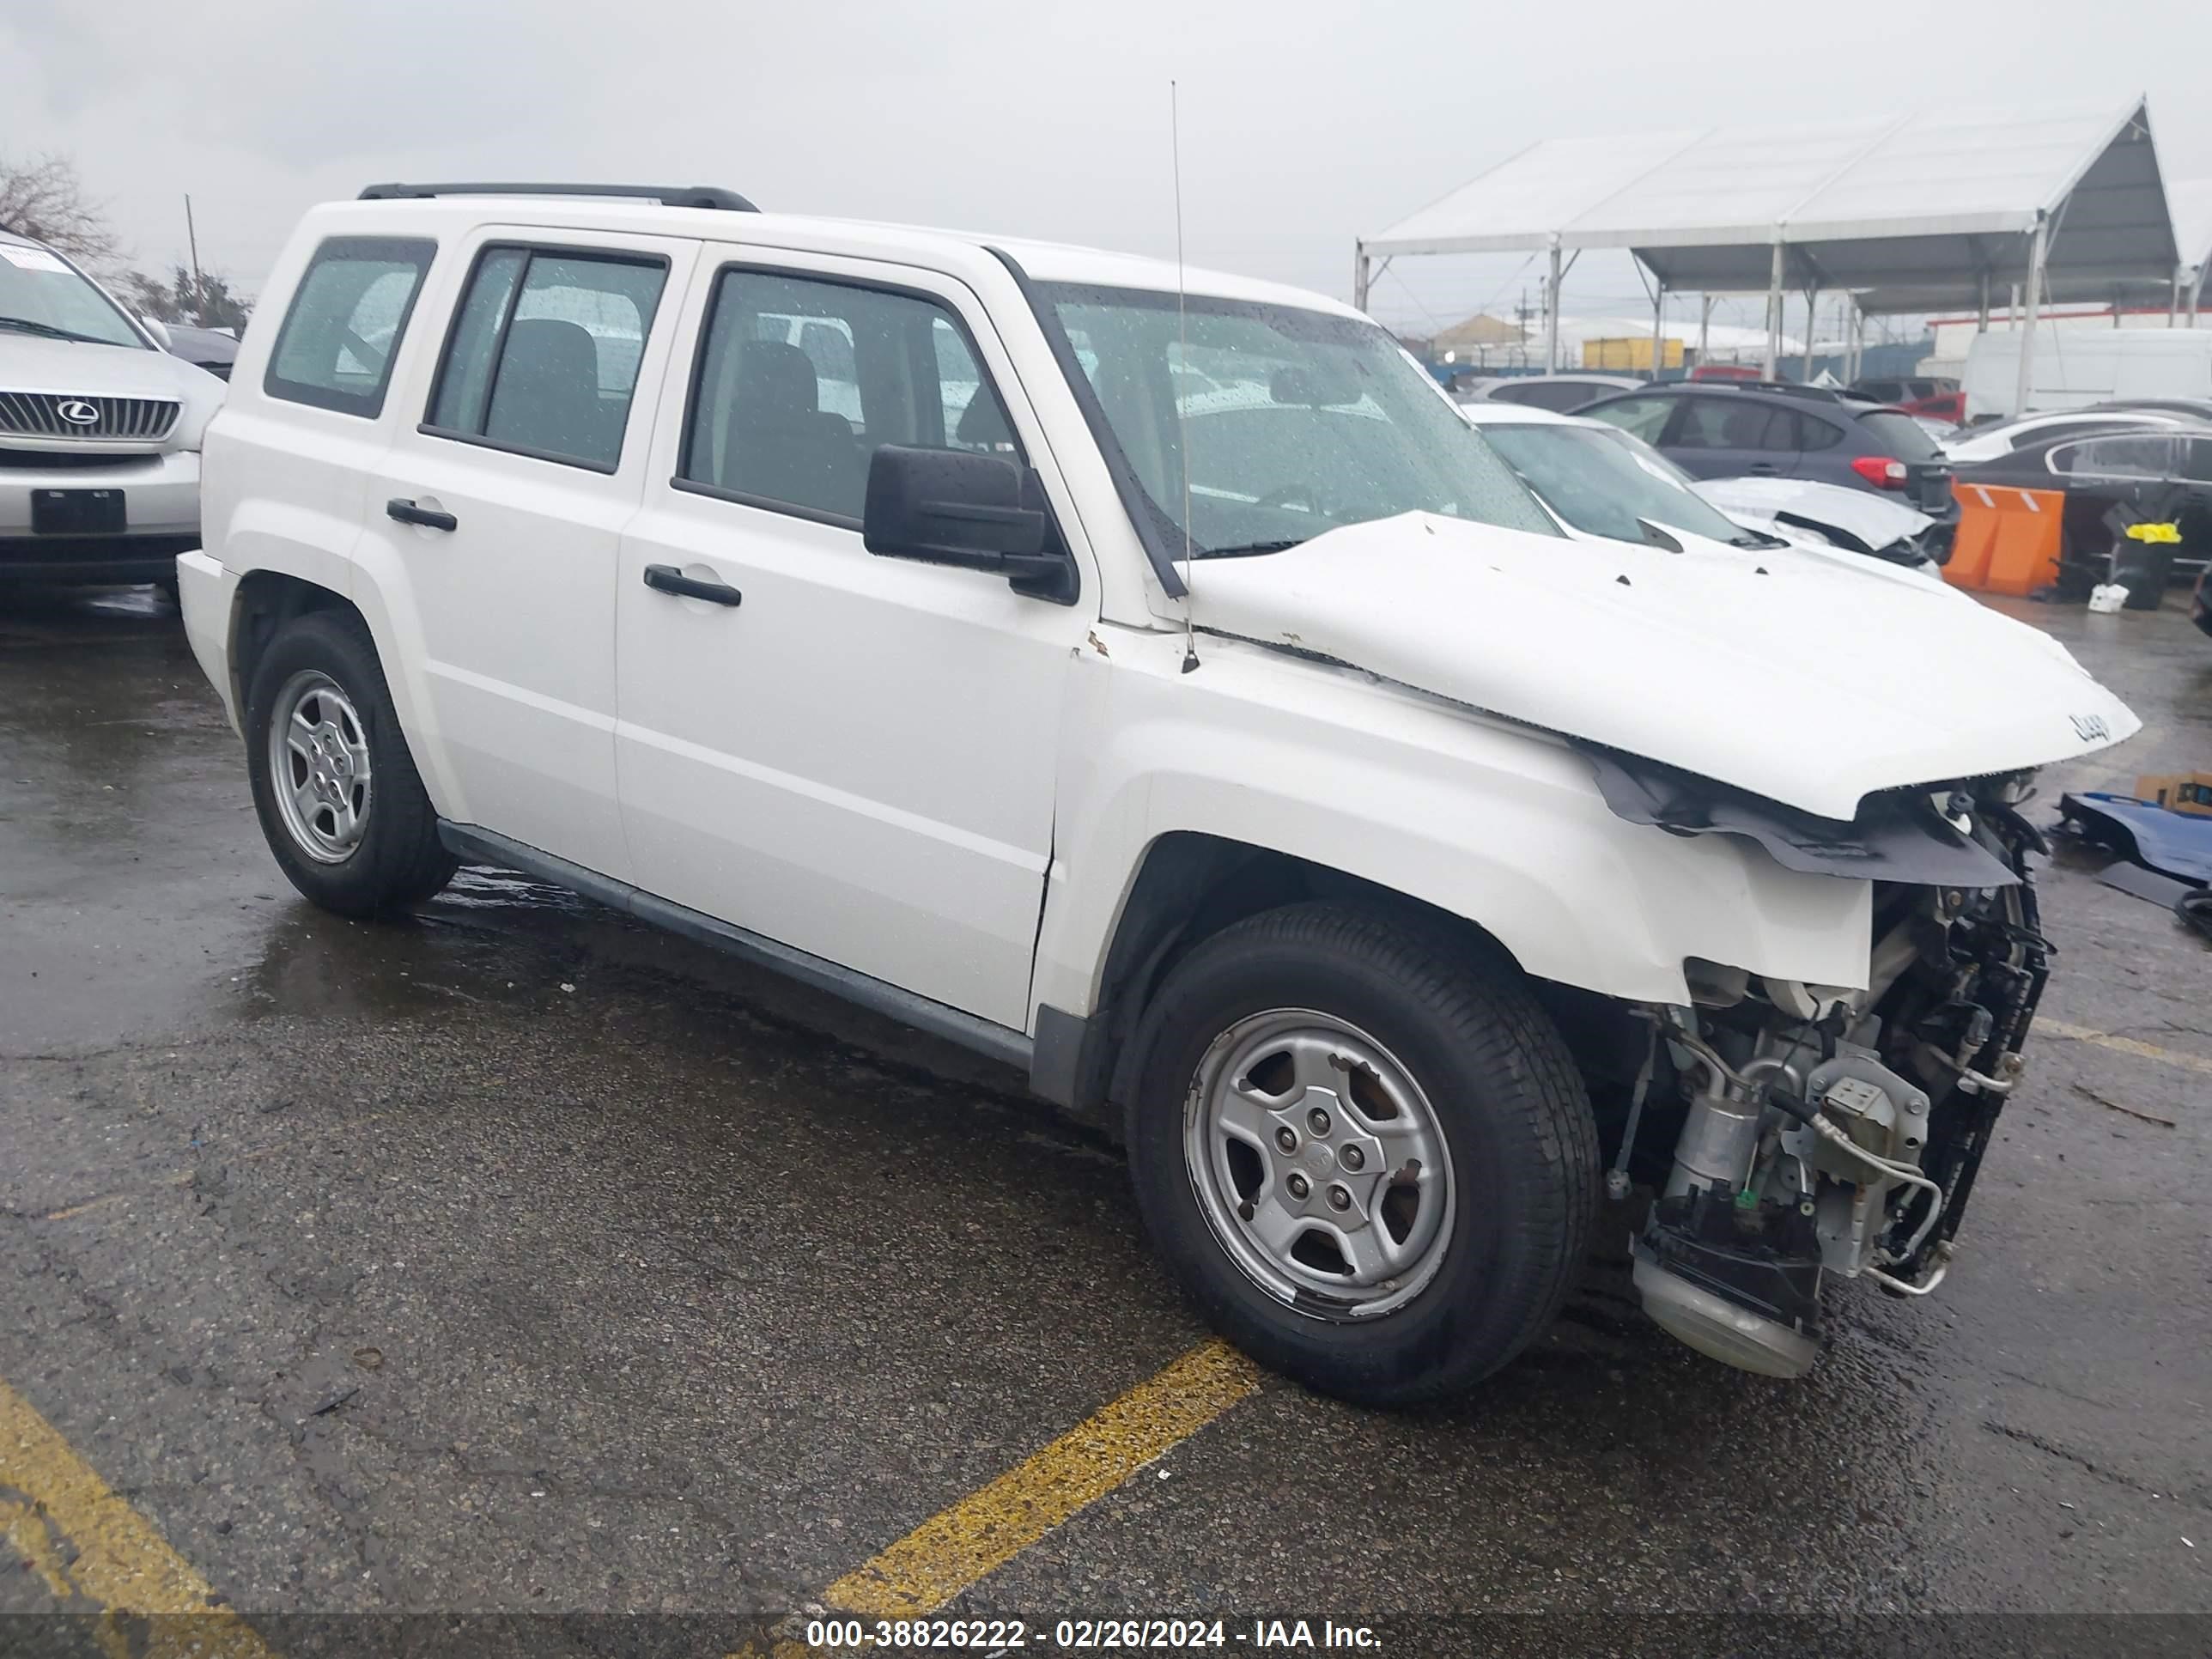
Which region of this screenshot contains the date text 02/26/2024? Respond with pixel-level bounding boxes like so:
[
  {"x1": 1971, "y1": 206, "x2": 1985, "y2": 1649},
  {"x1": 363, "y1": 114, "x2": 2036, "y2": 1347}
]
[{"x1": 801, "y1": 1618, "x2": 1383, "y2": 1650}]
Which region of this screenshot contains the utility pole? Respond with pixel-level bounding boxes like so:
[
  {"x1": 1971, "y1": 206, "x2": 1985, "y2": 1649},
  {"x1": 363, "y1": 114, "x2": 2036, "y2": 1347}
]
[{"x1": 183, "y1": 194, "x2": 204, "y2": 322}]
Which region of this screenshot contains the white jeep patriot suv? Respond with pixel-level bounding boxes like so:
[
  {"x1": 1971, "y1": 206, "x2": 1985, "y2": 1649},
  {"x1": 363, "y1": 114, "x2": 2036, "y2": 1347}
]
[{"x1": 179, "y1": 184, "x2": 2137, "y2": 1404}]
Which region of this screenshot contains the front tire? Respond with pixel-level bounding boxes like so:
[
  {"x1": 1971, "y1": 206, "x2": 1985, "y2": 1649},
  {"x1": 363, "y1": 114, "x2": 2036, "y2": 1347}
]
[
  {"x1": 1126, "y1": 902, "x2": 1597, "y2": 1407},
  {"x1": 244, "y1": 610, "x2": 456, "y2": 917}
]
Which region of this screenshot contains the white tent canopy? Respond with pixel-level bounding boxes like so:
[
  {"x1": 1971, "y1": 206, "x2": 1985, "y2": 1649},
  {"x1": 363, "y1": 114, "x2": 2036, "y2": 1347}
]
[
  {"x1": 1359, "y1": 99, "x2": 2177, "y2": 394},
  {"x1": 2168, "y1": 177, "x2": 2212, "y2": 319}
]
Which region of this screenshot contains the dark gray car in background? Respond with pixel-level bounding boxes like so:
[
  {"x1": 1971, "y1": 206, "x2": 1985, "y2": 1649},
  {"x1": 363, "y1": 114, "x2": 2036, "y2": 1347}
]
[{"x1": 1576, "y1": 380, "x2": 1955, "y2": 518}]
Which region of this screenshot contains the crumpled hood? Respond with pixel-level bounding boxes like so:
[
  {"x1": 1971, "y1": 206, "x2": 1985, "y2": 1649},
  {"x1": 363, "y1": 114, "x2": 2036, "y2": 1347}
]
[
  {"x1": 0, "y1": 332, "x2": 226, "y2": 447},
  {"x1": 1692, "y1": 474, "x2": 1931, "y2": 553},
  {"x1": 1189, "y1": 513, "x2": 2140, "y2": 821}
]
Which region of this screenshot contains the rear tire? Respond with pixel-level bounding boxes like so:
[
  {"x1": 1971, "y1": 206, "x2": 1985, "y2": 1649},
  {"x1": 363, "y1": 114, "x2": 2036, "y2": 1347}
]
[
  {"x1": 244, "y1": 610, "x2": 456, "y2": 917},
  {"x1": 1126, "y1": 902, "x2": 1597, "y2": 1407}
]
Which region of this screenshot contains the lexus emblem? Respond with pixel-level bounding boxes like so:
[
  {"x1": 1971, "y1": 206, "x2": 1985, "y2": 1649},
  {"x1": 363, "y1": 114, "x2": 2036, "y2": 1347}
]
[{"x1": 56, "y1": 399, "x2": 100, "y2": 426}]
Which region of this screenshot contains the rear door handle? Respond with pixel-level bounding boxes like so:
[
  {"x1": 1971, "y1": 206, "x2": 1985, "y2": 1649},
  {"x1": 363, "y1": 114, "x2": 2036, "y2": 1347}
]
[
  {"x1": 643, "y1": 563, "x2": 743, "y2": 607},
  {"x1": 386, "y1": 498, "x2": 457, "y2": 532},
  {"x1": 1745, "y1": 461, "x2": 1779, "y2": 475}
]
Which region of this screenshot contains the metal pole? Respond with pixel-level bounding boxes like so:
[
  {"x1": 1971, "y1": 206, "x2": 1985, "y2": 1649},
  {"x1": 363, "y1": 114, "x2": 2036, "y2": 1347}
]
[
  {"x1": 1803, "y1": 286, "x2": 1819, "y2": 382},
  {"x1": 1544, "y1": 239, "x2": 1562, "y2": 374},
  {"x1": 184, "y1": 193, "x2": 204, "y2": 321},
  {"x1": 1978, "y1": 270, "x2": 1991, "y2": 332},
  {"x1": 1650, "y1": 279, "x2": 1666, "y2": 382},
  {"x1": 2192, "y1": 267, "x2": 2203, "y2": 328},
  {"x1": 2008, "y1": 282, "x2": 2020, "y2": 329},
  {"x1": 1698, "y1": 294, "x2": 1712, "y2": 365},
  {"x1": 1765, "y1": 241, "x2": 1784, "y2": 379},
  {"x1": 2014, "y1": 213, "x2": 2049, "y2": 417},
  {"x1": 1352, "y1": 244, "x2": 1369, "y2": 313}
]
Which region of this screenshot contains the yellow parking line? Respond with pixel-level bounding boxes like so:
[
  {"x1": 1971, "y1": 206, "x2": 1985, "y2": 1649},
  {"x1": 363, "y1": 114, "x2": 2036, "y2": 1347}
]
[
  {"x1": 823, "y1": 1340, "x2": 1261, "y2": 1619},
  {"x1": 0, "y1": 1378, "x2": 279, "y2": 1656},
  {"x1": 2040, "y1": 1019, "x2": 2212, "y2": 1080}
]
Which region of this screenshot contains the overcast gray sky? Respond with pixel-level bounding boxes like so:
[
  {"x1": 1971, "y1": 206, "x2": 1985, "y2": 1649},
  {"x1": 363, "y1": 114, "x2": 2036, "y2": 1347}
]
[{"x1": 6, "y1": 0, "x2": 2209, "y2": 341}]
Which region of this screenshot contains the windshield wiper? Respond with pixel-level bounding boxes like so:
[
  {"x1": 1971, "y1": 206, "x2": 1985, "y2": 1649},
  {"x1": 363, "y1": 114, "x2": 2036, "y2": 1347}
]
[
  {"x1": 1192, "y1": 538, "x2": 1309, "y2": 560},
  {"x1": 0, "y1": 316, "x2": 111, "y2": 345},
  {"x1": 1728, "y1": 530, "x2": 1790, "y2": 550}
]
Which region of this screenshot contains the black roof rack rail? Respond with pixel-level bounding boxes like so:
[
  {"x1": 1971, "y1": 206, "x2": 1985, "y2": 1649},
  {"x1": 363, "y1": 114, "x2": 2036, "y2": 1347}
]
[{"x1": 357, "y1": 182, "x2": 759, "y2": 212}]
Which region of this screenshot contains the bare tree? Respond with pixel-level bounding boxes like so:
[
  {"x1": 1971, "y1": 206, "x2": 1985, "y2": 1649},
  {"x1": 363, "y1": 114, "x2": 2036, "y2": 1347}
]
[
  {"x1": 118, "y1": 264, "x2": 252, "y2": 332},
  {"x1": 0, "y1": 152, "x2": 118, "y2": 264}
]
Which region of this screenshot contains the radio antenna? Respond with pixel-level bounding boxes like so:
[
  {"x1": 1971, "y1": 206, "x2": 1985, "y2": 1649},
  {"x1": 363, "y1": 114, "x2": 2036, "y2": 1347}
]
[{"x1": 1172, "y1": 78, "x2": 1200, "y2": 674}]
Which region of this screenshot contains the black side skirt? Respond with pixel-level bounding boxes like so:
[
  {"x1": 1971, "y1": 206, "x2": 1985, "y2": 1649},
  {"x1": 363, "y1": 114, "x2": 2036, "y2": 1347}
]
[{"x1": 435, "y1": 822, "x2": 1036, "y2": 1077}]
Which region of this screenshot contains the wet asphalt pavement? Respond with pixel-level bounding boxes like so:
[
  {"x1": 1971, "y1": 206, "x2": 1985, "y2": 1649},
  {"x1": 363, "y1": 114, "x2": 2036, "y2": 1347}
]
[{"x1": 1, "y1": 580, "x2": 2207, "y2": 1649}]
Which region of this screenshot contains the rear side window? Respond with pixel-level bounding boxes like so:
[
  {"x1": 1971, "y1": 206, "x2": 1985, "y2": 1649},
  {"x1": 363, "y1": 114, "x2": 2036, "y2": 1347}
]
[
  {"x1": 1672, "y1": 397, "x2": 1795, "y2": 452},
  {"x1": 425, "y1": 246, "x2": 668, "y2": 471},
  {"x1": 1797, "y1": 415, "x2": 1844, "y2": 452},
  {"x1": 264, "y1": 237, "x2": 434, "y2": 417},
  {"x1": 1852, "y1": 410, "x2": 1942, "y2": 462},
  {"x1": 2060, "y1": 434, "x2": 2179, "y2": 478}
]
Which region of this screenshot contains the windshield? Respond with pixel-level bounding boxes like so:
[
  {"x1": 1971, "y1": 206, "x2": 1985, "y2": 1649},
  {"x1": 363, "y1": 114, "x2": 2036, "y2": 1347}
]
[
  {"x1": 0, "y1": 242, "x2": 146, "y2": 349},
  {"x1": 1040, "y1": 283, "x2": 1557, "y2": 558},
  {"x1": 1482, "y1": 422, "x2": 1764, "y2": 548}
]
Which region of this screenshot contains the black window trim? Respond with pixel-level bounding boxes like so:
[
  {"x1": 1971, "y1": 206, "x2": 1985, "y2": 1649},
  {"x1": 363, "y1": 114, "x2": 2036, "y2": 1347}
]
[
  {"x1": 416, "y1": 239, "x2": 673, "y2": 476},
  {"x1": 262, "y1": 234, "x2": 438, "y2": 419},
  {"x1": 667, "y1": 258, "x2": 1036, "y2": 538}
]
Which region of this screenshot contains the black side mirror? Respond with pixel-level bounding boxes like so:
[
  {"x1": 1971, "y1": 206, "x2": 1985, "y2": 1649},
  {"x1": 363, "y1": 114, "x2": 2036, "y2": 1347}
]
[{"x1": 863, "y1": 445, "x2": 1075, "y2": 603}]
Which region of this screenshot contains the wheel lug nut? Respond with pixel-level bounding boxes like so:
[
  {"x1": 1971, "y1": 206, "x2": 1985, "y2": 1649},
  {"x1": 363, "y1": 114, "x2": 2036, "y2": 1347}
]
[
  {"x1": 1328, "y1": 1185, "x2": 1352, "y2": 1212},
  {"x1": 1274, "y1": 1127, "x2": 1297, "y2": 1154},
  {"x1": 1340, "y1": 1145, "x2": 1364, "y2": 1171},
  {"x1": 1307, "y1": 1108, "x2": 1331, "y2": 1136},
  {"x1": 1285, "y1": 1173, "x2": 1310, "y2": 1200}
]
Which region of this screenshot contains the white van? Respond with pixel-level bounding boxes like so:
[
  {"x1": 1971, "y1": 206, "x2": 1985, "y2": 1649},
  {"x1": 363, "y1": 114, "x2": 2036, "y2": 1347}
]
[{"x1": 1963, "y1": 328, "x2": 2212, "y2": 422}]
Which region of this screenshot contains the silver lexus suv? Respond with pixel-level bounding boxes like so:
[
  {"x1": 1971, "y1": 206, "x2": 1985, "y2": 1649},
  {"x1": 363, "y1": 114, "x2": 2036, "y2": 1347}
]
[{"x1": 1, "y1": 228, "x2": 225, "y2": 591}]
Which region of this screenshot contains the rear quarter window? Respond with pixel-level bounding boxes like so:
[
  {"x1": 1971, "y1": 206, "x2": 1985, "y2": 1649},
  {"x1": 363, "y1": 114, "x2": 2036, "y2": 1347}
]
[
  {"x1": 1853, "y1": 410, "x2": 1942, "y2": 462},
  {"x1": 264, "y1": 236, "x2": 436, "y2": 417}
]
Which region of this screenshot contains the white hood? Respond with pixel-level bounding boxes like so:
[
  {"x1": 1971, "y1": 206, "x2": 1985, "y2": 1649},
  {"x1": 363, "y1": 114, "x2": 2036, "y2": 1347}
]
[
  {"x1": 1692, "y1": 475, "x2": 1930, "y2": 553},
  {"x1": 0, "y1": 332, "x2": 227, "y2": 448},
  {"x1": 1189, "y1": 514, "x2": 2138, "y2": 822}
]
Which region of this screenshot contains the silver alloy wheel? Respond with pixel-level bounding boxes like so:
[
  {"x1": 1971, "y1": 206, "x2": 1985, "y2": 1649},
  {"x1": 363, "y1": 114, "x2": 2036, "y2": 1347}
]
[
  {"x1": 1184, "y1": 1007, "x2": 1455, "y2": 1319},
  {"x1": 267, "y1": 670, "x2": 374, "y2": 865}
]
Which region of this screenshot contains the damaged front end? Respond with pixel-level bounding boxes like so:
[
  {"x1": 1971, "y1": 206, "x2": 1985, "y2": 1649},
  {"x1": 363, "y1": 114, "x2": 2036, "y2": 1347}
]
[{"x1": 1586, "y1": 750, "x2": 2051, "y2": 1377}]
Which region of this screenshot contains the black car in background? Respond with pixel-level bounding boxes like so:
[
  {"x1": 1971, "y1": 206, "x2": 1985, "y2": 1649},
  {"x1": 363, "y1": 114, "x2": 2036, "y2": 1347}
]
[
  {"x1": 1575, "y1": 381, "x2": 1955, "y2": 517},
  {"x1": 1950, "y1": 422, "x2": 2212, "y2": 594},
  {"x1": 159, "y1": 323, "x2": 238, "y2": 380}
]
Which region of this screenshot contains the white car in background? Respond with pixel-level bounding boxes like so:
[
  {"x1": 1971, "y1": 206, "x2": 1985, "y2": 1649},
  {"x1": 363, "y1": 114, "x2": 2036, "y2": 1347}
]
[
  {"x1": 0, "y1": 227, "x2": 226, "y2": 592},
  {"x1": 1455, "y1": 401, "x2": 1949, "y2": 583}
]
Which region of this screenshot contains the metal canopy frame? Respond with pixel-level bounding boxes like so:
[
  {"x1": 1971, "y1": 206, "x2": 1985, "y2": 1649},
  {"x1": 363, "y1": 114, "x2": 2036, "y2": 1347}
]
[{"x1": 1357, "y1": 100, "x2": 2177, "y2": 394}]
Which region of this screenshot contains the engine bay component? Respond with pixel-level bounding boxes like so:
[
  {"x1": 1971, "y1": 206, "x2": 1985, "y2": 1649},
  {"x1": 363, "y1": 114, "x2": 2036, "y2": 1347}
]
[{"x1": 1628, "y1": 786, "x2": 2048, "y2": 1376}]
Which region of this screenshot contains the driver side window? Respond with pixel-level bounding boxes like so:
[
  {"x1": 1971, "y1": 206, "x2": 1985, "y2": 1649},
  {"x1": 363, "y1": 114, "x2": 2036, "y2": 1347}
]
[{"x1": 1583, "y1": 395, "x2": 1674, "y2": 441}]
